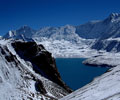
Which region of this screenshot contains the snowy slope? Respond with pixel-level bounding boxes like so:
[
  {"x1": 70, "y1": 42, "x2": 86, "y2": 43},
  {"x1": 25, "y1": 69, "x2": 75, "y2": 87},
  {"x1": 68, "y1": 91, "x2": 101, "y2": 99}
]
[
  {"x1": 92, "y1": 13, "x2": 120, "y2": 52},
  {"x1": 0, "y1": 39, "x2": 71, "y2": 100},
  {"x1": 60, "y1": 55, "x2": 120, "y2": 100},
  {"x1": 76, "y1": 13, "x2": 120, "y2": 39},
  {"x1": 83, "y1": 53, "x2": 120, "y2": 67},
  {"x1": 92, "y1": 37, "x2": 120, "y2": 52},
  {"x1": 36, "y1": 39, "x2": 97, "y2": 58}
]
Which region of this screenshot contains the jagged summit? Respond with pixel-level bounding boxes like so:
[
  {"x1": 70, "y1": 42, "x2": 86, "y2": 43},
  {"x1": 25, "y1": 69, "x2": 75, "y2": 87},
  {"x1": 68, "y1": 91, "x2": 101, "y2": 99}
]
[
  {"x1": 106, "y1": 12, "x2": 120, "y2": 23},
  {"x1": 109, "y1": 13, "x2": 120, "y2": 18},
  {"x1": 4, "y1": 25, "x2": 36, "y2": 40},
  {"x1": 3, "y1": 13, "x2": 120, "y2": 40}
]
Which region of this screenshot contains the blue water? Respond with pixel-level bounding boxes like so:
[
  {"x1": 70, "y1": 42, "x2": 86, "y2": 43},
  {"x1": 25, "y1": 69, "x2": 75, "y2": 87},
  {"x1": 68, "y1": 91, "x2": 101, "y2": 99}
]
[{"x1": 56, "y1": 58, "x2": 109, "y2": 90}]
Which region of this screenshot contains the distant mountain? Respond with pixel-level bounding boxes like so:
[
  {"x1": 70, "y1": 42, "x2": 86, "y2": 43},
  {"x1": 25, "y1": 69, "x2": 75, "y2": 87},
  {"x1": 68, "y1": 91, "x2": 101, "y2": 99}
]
[
  {"x1": 76, "y1": 13, "x2": 120, "y2": 38},
  {"x1": 4, "y1": 25, "x2": 36, "y2": 39},
  {"x1": 4, "y1": 25, "x2": 84, "y2": 43},
  {"x1": 34, "y1": 25, "x2": 83, "y2": 43},
  {"x1": 3, "y1": 13, "x2": 120, "y2": 55},
  {"x1": 92, "y1": 13, "x2": 120, "y2": 52},
  {"x1": 4, "y1": 13, "x2": 120, "y2": 40},
  {"x1": 3, "y1": 25, "x2": 93, "y2": 57}
]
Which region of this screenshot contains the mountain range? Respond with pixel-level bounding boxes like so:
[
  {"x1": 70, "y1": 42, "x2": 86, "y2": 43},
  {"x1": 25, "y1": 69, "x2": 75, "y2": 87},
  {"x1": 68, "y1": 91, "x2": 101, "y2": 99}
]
[
  {"x1": 1, "y1": 13, "x2": 120, "y2": 100},
  {"x1": 3, "y1": 13, "x2": 120, "y2": 57}
]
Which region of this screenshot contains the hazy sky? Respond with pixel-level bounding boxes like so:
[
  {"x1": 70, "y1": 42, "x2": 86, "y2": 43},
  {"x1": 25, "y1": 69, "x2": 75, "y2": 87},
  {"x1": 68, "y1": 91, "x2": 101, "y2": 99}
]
[{"x1": 0, "y1": 0, "x2": 120, "y2": 35}]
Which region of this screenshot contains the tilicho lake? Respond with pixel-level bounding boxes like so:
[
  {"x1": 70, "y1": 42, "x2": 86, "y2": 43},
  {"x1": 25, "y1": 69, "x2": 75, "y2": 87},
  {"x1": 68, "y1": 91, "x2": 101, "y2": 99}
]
[{"x1": 56, "y1": 58, "x2": 109, "y2": 90}]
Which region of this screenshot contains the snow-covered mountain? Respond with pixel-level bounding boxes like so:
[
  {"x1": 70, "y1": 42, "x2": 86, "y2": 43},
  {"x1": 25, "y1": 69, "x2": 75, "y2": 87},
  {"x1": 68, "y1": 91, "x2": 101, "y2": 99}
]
[
  {"x1": 76, "y1": 13, "x2": 120, "y2": 39},
  {"x1": 4, "y1": 25, "x2": 36, "y2": 39},
  {"x1": 4, "y1": 25, "x2": 87, "y2": 44},
  {"x1": 92, "y1": 13, "x2": 120, "y2": 52},
  {"x1": 0, "y1": 39, "x2": 71, "y2": 100},
  {"x1": 3, "y1": 25, "x2": 94, "y2": 57},
  {"x1": 4, "y1": 13, "x2": 120, "y2": 56}
]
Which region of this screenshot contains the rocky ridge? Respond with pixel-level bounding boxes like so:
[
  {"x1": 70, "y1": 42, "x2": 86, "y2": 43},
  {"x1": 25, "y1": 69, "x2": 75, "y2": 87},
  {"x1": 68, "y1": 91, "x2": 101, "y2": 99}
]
[{"x1": 0, "y1": 39, "x2": 71, "y2": 100}]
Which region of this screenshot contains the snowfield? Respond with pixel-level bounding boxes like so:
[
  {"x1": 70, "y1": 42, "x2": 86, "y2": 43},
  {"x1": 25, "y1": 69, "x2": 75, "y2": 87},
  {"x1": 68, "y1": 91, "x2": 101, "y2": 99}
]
[
  {"x1": 83, "y1": 52, "x2": 120, "y2": 67},
  {"x1": 35, "y1": 39, "x2": 97, "y2": 58}
]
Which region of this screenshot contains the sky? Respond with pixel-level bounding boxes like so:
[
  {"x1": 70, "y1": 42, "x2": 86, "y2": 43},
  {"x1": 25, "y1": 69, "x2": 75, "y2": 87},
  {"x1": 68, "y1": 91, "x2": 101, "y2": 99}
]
[{"x1": 0, "y1": 0, "x2": 120, "y2": 36}]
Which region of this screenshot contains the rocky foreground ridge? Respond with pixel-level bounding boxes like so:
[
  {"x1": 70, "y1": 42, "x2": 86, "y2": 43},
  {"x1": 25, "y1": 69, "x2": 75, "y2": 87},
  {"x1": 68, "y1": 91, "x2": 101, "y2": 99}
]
[{"x1": 0, "y1": 39, "x2": 71, "y2": 100}]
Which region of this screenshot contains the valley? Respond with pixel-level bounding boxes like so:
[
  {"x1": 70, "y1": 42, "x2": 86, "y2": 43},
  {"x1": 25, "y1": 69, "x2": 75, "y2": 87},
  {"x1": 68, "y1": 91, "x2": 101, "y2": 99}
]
[{"x1": 1, "y1": 13, "x2": 120, "y2": 100}]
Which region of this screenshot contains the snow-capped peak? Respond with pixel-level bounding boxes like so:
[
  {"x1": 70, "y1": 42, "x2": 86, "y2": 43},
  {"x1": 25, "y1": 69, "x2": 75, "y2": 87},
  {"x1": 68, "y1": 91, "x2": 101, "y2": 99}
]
[
  {"x1": 109, "y1": 13, "x2": 120, "y2": 17},
  {"x1": 107, "y1": 13, "x2": 120, "y2": 22},
  {"x1": 4, "y1": 25, "x2": 36, "y2": 39},
  {"x1": 0, "y1": 36, "x2": 2, "y2": 39},
  {"x1": 8, "y1": 31, "x2": 15, "y2": 37}
]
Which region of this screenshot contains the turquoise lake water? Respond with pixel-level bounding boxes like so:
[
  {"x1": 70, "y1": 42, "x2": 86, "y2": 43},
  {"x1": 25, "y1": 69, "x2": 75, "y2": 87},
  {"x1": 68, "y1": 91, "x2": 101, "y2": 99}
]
[{"x1": 56, "y1": 58, "x2": 109, "y2": 90}]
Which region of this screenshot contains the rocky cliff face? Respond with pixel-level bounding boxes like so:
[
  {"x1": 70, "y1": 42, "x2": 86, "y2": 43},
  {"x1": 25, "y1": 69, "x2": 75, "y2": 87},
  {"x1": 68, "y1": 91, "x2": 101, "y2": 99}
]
[
  {"x1": 0, "y1": 39, "x2": 71, "y2": 100},
  {"x1": 12, "y1": 41, "x2": 72, "y2": 93}
]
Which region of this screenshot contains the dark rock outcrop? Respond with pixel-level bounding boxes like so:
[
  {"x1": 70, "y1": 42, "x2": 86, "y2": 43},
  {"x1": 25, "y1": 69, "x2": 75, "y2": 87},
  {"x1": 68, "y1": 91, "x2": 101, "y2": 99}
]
[
  {"x1": 12, "y1": 41, "x2": 72, "y2": 93},
  {"x1": 35, "y1": 80, "x2": 47, "y2": 94}
]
